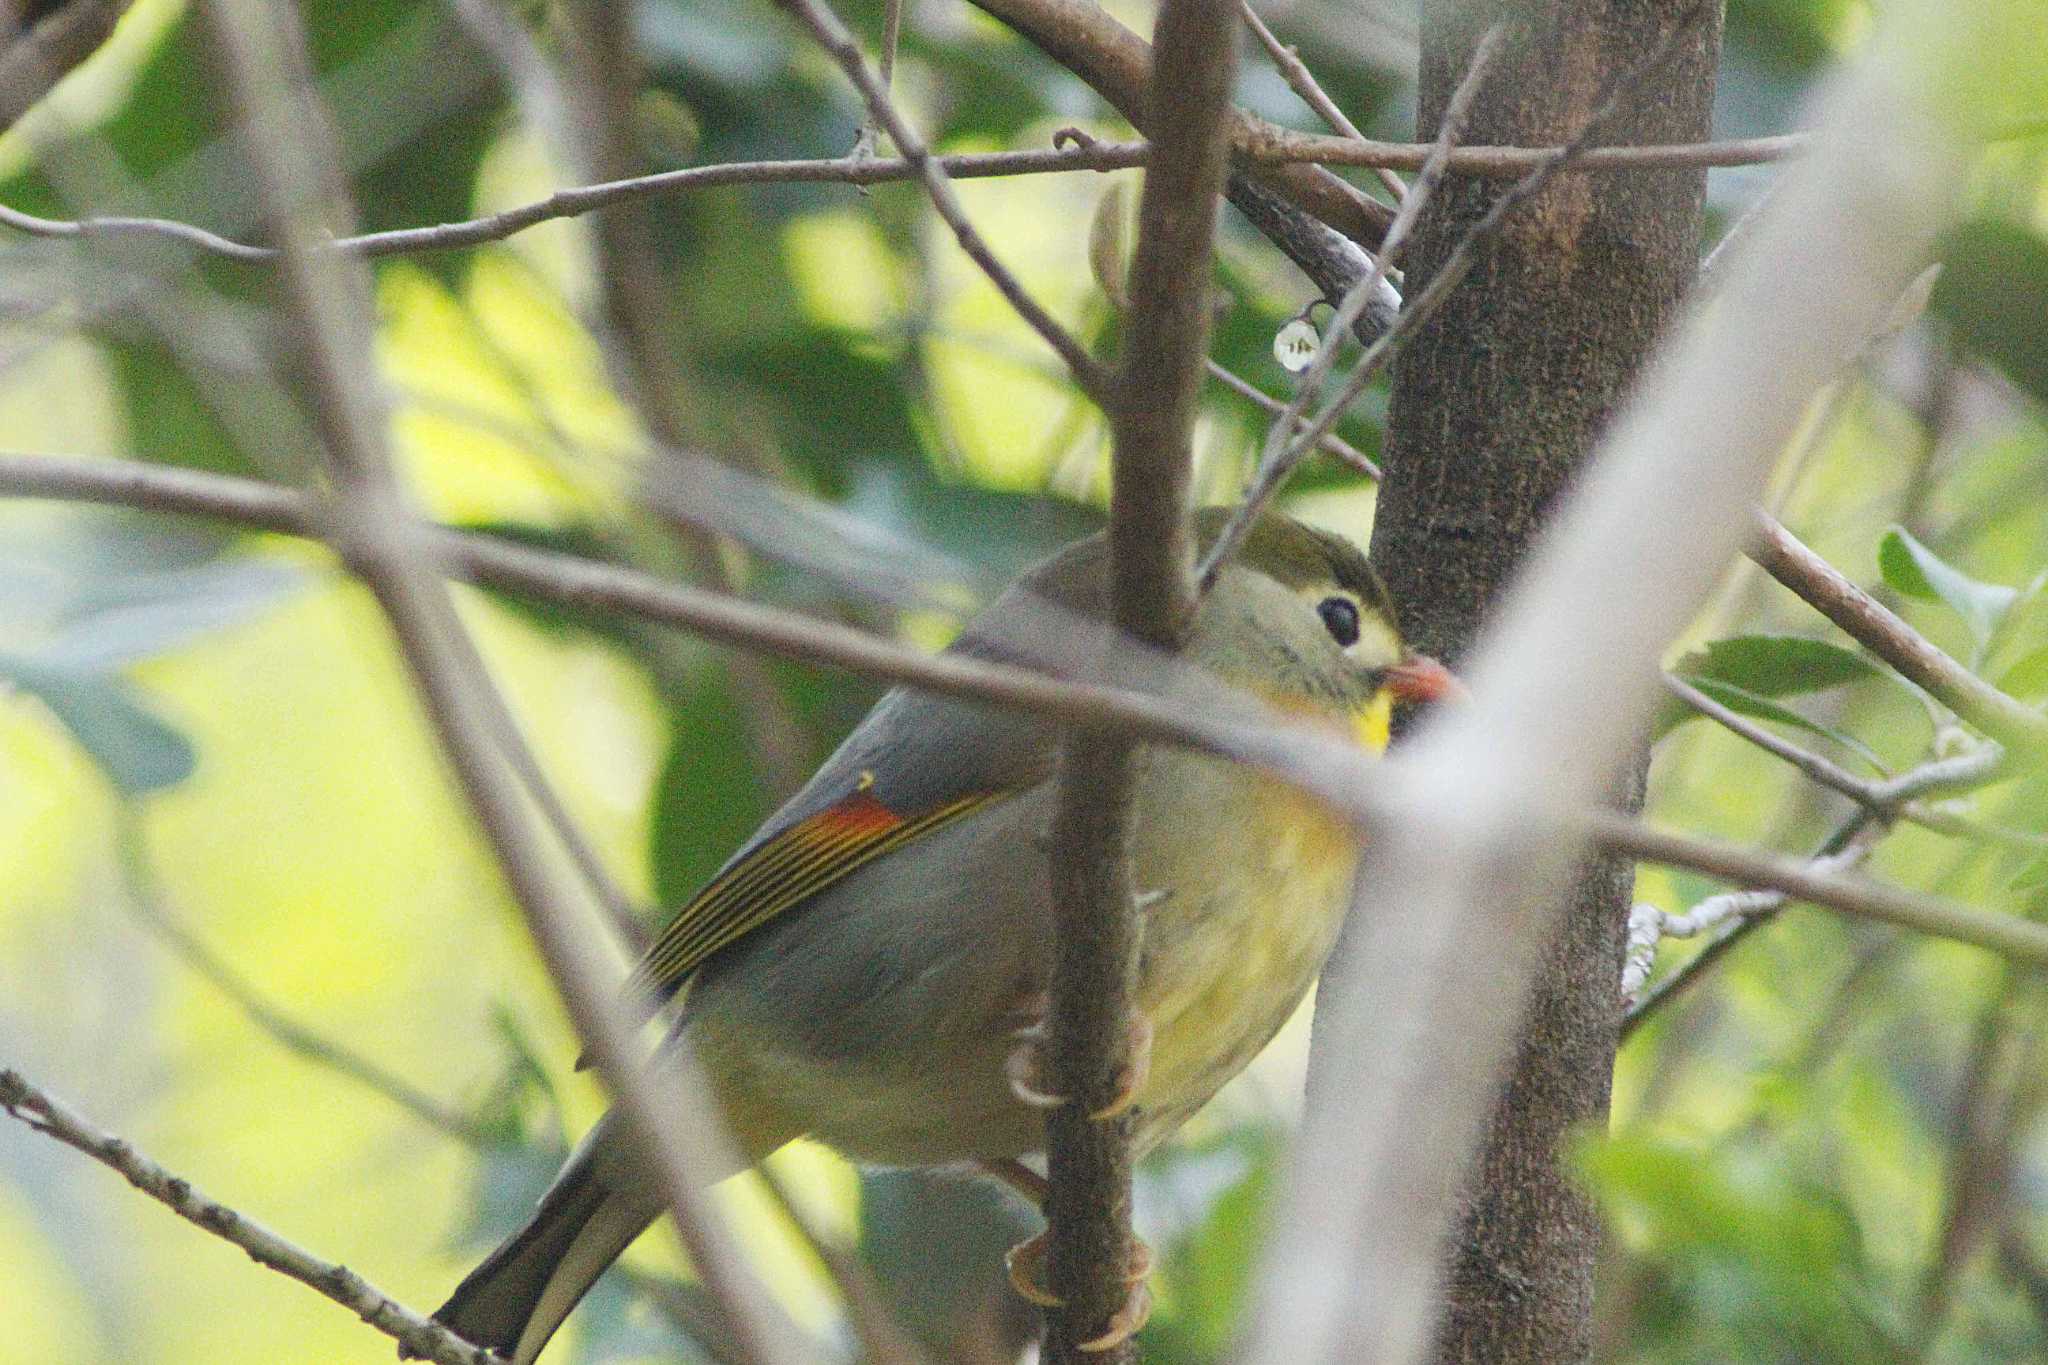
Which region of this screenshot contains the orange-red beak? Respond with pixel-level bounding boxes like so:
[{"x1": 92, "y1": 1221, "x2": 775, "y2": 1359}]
[{"x1": 1385, "y1": 654, "x2": 1465, "y2": 705}]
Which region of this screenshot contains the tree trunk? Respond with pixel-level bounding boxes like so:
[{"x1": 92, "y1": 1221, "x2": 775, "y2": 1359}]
[{"x1": 1358, "y1": 2, "x2": 1721, "y2": 1361}]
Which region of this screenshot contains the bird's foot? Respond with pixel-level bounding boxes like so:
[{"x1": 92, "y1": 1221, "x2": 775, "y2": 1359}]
[
  {"x1": 1005, "y1": 1011, "x2": 1153, "y2": 1120},
  {"x1": 1004, "y1": 1228, "x2": 1155, "y2": 1349}
]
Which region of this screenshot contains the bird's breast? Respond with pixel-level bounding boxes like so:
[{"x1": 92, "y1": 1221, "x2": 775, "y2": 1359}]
[{"x1": 1129, "y1": 752, "x2": 1361, "y2": 1134}]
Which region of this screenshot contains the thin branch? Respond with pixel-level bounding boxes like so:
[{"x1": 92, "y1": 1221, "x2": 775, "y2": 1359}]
[
  {"x1": 0, "y1": 141, "x2": 1152, "y2": 261},
  {"x1": 0, "y1": 1067, "x2": 497, "y2": 1365},
  {"x1": 1250, "y1": 126, "x2": 1805, "y2": 174},
  {"x1": 1238, "y1": 0, "x2": 1409, "y2": 204},
  {"x1": 1591, "y1": 798, "x2": 2048, "y2": 964},
  {"x1": 1748, "y1": 510, "x2": 2048, "y2": 756},
  {"x1": 1041, "y1": 0, "x2": 1236, "y2": 1354},
  {"x1": 112, "y1": 806, "x2": 497, "y2": 1148},
  {"x1": 6, "y1": 452, "x2": 2046, "y2": 978},
  {"x1": 0, "y1": 0, "x2": 136, "y2": 133},
  {"x1": 1619, "y1": 828, "x2": 1879, "y2": 1010},
  {"x1": 1200, "y1": 21, "x2": 1502, "y2": 586},
  {"x1": 192, "y1": 5, "x2": 805, "y2": 1362},
  {"x1": 1205, "y1": 358, "x2": 1380, "y2": 478},
  {"x1": 780, "y1": 0, "x2": 1112, "y2": 401},
  {"x1": 1621, "y1": 742, "x2": 2012, "y2": 1033},
  {"x1": 848, "y1": 0, "x2": 905, "y2": 161},
  {"x1": 966, "y1": 0, "x2": 1392, "y2": 246},
  {"x1": 1662, "y1": 674, "x2": 2039, "y2": 846}
]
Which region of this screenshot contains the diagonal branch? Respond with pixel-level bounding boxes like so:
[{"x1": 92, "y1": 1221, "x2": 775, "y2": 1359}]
[
  {"x1": 780, "y1": 0, "x2": 1112, "y2": 400},
  {"x1": 5, "y1": 452, "x2": 2048, "y2": 970},
  {"x1": 0, "y1": 0, "x2": 135, "y2": 133},
  {"x1": 1237, "y1": 0, "x2": 1408, "y2": 204},
  {"x1": 1243, "y1": 1, "x2": 1988, "y2": 1357},
  {"x1": 1748, "y1": 511, "x2": 2048, "y2": 756},
  {"x1": 0, "y1": 1067, "x2": 497, "y2": 1365},
  {"x1": 1199, "y1": 21, "x2": 1501, "y2": 586},
  {"x1": 191, "y1": 3, "x2": 806, "y2": 1361}
]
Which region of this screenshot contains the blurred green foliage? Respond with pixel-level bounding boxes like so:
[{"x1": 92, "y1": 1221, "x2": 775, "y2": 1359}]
[{"x1": 0, "y1": 0, "x2": 2044, "y2": 1362}]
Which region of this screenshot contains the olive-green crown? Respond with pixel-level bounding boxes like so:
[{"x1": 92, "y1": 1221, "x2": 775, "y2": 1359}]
[{"x1": 1191, "y1": 507, "x2": 1396, "y2": 625}]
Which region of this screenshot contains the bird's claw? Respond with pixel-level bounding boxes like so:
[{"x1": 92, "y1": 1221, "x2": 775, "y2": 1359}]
[
  {"x1": 1005, "y1": 1012, "x2": 1153, "y2": 1119},
  {"x1": 1005, "y1": 1230, "x2": 1156, "y2": 1347}
]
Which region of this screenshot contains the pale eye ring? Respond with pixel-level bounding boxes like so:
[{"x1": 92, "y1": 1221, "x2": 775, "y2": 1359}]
[{"x1": 1317, "y1": 595, "x2": 1361, "y2": 647}]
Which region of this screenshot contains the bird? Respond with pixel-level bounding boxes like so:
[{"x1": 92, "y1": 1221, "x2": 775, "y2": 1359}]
[{"x1": 426, "y1": 509, "x2": 1455, "y2": 1364}]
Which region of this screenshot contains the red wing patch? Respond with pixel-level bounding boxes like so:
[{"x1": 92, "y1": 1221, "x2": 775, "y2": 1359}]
[{"x1": 619, "y1": 784, "x2": 1010, "y2": 1016}]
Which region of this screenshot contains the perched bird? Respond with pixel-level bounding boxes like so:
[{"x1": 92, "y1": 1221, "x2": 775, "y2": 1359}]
[{"x1": 429, "y1": 510, "x2": 1455, "y2": 1364}]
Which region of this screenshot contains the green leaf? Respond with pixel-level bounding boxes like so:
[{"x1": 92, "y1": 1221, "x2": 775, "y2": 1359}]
[
  {"x1": 1878, "y1": 526, "x2": 2017, "y2": 643},
  {"x1": 648, "y1": 666, "x2": 777, "y2": 910},
  {"x1": 1663, "y1": 677, "x2": 1888, "y2": 773},
  {"x1": 1997, "y1": 644, "x2": 2048, "y2": 704},
  {"x1": 1654, "y1": 635, "x2": 1881, "y2": 742},
  {"x1": 1930, "y1": 218, "x2": 2048, "y2": 410},
  {"x1": 1676, "y1": 634, "x2": 1879, "y2": 695},
  {"x1": 0, "y1": 654, "x2": 195, "y2": 793}
]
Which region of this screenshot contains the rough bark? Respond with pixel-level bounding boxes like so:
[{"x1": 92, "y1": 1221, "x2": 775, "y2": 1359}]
[{"x1": 1362, "y1": 3, "x2": 1721, "y2": 1361}]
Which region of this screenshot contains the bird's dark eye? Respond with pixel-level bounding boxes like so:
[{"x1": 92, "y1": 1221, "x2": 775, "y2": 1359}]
[{"x1": 1317, "y1": 595, "x2": 1361, "y2": 647}]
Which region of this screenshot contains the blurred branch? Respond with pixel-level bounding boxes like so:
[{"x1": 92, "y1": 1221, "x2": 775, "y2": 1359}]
[
  {"x1": 1748, "y1": 511, "x2": 2048, "y2": 756},
  {"x1": 191, "y1": 4, "x2": 806, "y2": 1362},
  {"x1": 5, "y1": 452, "x2": 2048, "y2": 972},
  {"x1": 782, "y1": 0, "x2": 1112, "y2": 401},
  {"x1": 752, "y1": 1163, "x2": 935, "y2": 1365},
  {"x1": 1201, "y1": 22, "x2": 1501, "y2": 586},
  {"x1": 1040, "y1": 0, "x2": 1236, "y2": 1354},
  {"x1": 1237, "y1": 0, "x2": 1408, "y2": 204},
  {"x1": 1244, "y1": 1, "x2": 1983, "y2": 1355},
  {"x1": 1205, "y1": 358, "x2": 1380, "y2": 478},
  {"x1": 476, "y1": 0, "x2": 814, "y2": 812},
  {"x1": 0, "y1": 1067, "x2": 497, "y2": 1365},
  {"x1": 0, "y1": 0, "x2": 134, "y2": 133},
  {"x1": 112, "y1": 805, "x2": 498, "y2": 1149}
]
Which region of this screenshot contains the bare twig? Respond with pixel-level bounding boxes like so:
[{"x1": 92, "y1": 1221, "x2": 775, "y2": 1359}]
[
  {"x1": 1205, "y1": 358, "x2": 1380, "y2": 478},
  {"x1": 1200, "y1": 22, "x2": 1502, "y2": 586},
  {"x1": 1238, "y1": 0, "x2": 1408, "y2": 203},
  {"x1": 781, "y1": 0, "x2": 1112, "y2": 400},
  {"x1": 1620, "y1": 829, "x2": 1879, "y2": 1009},
  {"x1": 112, "y1": 806, "x2": 497, "y2": 1148},
  {"x1": 192, "y1": 4, "x2": 805, "y2": 1361},
  {"x1": 0, "y1": 1067, "x2": 497, "y2": 1365},
  {"x1": 5, "y1": 453, "x2": 2047, "y2": 974},
  {"x1": 0, "y1": 129, "x2": 1820, "y2": 266},
  {"x1": 967, "y1": 0, "x2": 1392, "y2": 246},
  {"x1": 1661, "y1": 674, "x2": 2037, "y2": 846},
  {"x1": 0, "y1": 142, "x2": 1153, "y2": 261},
  {"x1": 1748, "y1": 511, "x2": 2048, "y2": 756},
  {"x1": 1251, "y1": 126, "x2": 1804, "y2": 174},
  {"x1": 0, "y1": 0, "x2": 135, "y2": 133},
  {"x1": 1040, "y1": 0, "x2": 1236, "y2": 1355}
]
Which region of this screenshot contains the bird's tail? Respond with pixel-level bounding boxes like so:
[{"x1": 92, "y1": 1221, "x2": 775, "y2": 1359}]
[{"x1": 425, "y1": 1110, "x2": 662, "y2": 1365}]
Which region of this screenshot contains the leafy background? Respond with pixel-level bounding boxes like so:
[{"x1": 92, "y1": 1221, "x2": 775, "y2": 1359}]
[{"x1": 0, "y1": 0, "x2": 2045, "y2": 1361}]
